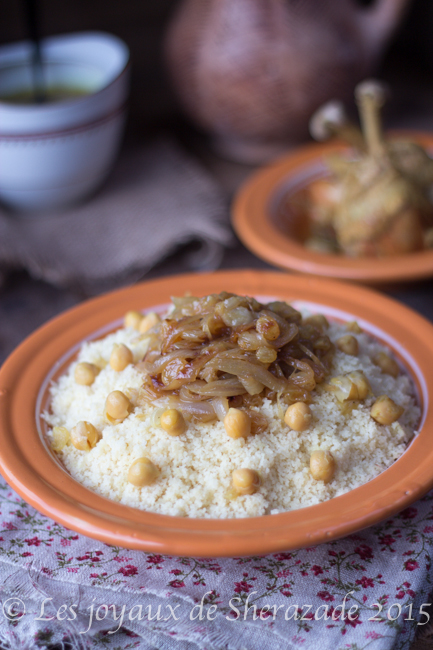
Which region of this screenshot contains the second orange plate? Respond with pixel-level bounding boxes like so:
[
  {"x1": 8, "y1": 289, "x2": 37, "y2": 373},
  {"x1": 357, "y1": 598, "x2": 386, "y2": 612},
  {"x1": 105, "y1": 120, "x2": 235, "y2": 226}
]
[{"x1": 232, "y1": 132, "x2": 433, "y2": 284}]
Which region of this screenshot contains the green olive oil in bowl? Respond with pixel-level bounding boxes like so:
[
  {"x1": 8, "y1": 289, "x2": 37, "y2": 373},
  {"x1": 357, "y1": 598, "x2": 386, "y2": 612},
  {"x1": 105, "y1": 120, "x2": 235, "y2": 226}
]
[{"x1": 0, "y1": 86, "x2": 90, "y2": 104}]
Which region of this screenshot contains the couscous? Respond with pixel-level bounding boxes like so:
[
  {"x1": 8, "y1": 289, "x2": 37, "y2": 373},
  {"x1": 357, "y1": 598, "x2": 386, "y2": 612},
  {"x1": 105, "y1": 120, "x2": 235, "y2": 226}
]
[{"x1": 44, "y1": 293, "x2": 420, "y2": 518}]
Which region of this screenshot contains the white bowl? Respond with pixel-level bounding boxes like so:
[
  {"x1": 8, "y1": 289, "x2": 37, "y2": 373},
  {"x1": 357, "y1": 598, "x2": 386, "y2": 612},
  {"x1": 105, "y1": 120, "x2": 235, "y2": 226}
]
[{"x1": 0, "y1": 32, "x2": 130, "y2": 213}]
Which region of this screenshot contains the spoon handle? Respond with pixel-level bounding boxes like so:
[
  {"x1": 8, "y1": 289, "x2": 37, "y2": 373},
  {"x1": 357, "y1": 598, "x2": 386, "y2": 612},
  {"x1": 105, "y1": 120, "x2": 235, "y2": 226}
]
[{"x1": 23, "y1": 0, "x2": 46, "y2": 102}]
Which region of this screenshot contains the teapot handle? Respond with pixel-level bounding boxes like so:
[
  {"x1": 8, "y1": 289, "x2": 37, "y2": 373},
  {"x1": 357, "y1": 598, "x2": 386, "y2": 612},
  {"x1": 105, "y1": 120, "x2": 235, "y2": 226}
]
[{"x1": 356, "y1": 0, "x2": 411, "y2": 59}]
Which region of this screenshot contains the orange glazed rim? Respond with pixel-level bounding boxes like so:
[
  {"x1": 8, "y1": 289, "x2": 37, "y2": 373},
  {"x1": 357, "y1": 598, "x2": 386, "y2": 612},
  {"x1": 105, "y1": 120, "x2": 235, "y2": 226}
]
[
  {"x1": 0, "y1": 269, "x2": 432, "y2": 557},
  {"x1": 232, "y1": 131, "x2": 433, "y2": 284}
]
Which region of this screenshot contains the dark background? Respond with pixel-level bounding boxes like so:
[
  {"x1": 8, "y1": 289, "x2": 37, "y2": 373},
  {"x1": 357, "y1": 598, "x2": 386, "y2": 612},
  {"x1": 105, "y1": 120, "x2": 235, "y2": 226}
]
[{"x1": 1, "y1": 0, "x2": 433, "y2": 136}]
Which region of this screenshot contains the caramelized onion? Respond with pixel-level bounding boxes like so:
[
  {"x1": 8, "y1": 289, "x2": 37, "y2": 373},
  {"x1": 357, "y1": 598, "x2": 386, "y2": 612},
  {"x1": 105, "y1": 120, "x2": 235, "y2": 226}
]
[
  {"x1": 212, "y1": 397, "x2": 229, "y2": 421},
  {"x1": 136, "y1": 293, "x2": 334, "y2": 424},
  {"x1": 206, "y1": 358, "x2": 287, "y2": 392},
  {"x1": 185, "y1": 378, "x2": 245, "y2": 398},
  {"x1": 240, "y1": 376, "x2": 265, "y2": 396},
  {"x1": 259, "y1": 310, "x2": 299, "y2": 348},
  {"x1": 287, "y1": 359, "x2": 316, "y2": 391},
  {"x1": 151, "y1": 396, "x2": 217, "y2": 422}
]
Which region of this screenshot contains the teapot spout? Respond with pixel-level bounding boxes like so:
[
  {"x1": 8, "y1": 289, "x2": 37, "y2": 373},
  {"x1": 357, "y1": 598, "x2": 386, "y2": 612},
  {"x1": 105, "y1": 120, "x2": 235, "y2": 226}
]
[{"x1": 356, "y1": 0, "x2": 411, "y2": 60}]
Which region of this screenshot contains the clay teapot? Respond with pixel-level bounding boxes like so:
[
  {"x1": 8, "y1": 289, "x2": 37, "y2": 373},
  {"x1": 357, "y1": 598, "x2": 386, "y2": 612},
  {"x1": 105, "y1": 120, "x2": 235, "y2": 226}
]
[{"x1": 165, "y1": 0, "x2": 410, "y2": 162}]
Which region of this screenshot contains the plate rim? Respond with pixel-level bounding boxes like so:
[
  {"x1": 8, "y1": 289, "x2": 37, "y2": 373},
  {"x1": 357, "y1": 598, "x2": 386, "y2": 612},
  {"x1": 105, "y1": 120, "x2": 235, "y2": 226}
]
[
  {"x1": 0, "y1": 269, "x2": 433, "y2": 557},
  {"x1": 232, "y1": 131, "x2": 433, "y2": 284}
]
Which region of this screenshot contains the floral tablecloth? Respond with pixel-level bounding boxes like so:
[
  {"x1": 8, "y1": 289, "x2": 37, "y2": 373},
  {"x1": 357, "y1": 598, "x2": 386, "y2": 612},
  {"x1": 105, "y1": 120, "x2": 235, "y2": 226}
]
[{"x1": 0, "y1": 475, "x2": 432, "y2": 650}]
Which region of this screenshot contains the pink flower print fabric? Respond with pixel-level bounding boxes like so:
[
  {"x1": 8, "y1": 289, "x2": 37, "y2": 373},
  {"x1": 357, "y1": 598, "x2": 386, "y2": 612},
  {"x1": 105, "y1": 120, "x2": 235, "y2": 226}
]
[{"x1": 0, "y1": 476, "x2": 432, "y2": 650}]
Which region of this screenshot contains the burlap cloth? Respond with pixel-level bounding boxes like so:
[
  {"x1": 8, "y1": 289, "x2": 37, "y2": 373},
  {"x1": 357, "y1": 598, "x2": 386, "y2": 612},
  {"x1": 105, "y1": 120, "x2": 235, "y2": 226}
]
[{"x1": 0, "y1": 140, "x2": 233, "y2": 293}]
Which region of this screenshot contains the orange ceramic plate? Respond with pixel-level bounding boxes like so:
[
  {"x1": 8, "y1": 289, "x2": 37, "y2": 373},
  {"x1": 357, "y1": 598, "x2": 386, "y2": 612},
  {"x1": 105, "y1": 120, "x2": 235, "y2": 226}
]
[
  {"x1": 232, "y1": 132, "x2": 433, "y2": 284},
  {"x1": 0, "y1": 270, "x2": 432, "y2": 557}
]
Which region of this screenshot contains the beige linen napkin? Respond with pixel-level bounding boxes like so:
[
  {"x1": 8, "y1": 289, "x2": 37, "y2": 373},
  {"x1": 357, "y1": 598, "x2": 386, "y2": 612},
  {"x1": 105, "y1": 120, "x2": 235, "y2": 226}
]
[{"x1": 0, "y1": 140, "x2": 233, "y2": 293}]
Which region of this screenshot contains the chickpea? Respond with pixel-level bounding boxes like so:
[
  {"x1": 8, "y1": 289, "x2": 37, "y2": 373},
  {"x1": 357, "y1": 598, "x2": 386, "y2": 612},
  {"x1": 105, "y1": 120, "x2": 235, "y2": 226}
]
[
  {"x1": 373, "y1": 351, "x2": 399, "y2": 378},
  {"x1": 370, "y1": 395, "x2": 404, "y2": 425},
  {"x1": 51, "y1": 426, "x2": 70, "y2": 452},
  {"x1": 256, "y1": 315, "x2": 280, "y2": 341},
  {"x1": 224, "y1": 408, "x2": 251, "y2": 439},
  {"x1": 346, "y1": 321, "x2": 363, "y2": 334},
  {"x1": 128, "y1": 457, "x2": 159, "y2": 487},
  {"x1": 304, "y1": 314, "x2": 329, "y2": 331},
  {"x1": 124, "y1": 310, "x2": 143, "y2": 330},
  {"x1": 232, "y1": 469, "x2": 260, "y2": 495},
  {"x1": 139, "y1": 312, "x2": 161, "y2": 334},
  {"x1": 160, "y1": 408, "x2": 187, "y2": 436},
  {"x1": 336, "y1": 335, "x2": 359, "y2": 356},
  {"x1": 105, "y1": 390, "x2": 132, "y2": 423},
  {"x1": 256, "y1": 346, "x2": 277, "y2": 363},
  {"x1": 74, "y1": 362, "x2": 99, "y2": 386},
  {"x1": 310, "y1": 450, "x2": 335, "y2": 483},
  {"x1": 70, "y1": 421, "x2": 99, "y2": 452},
  {"x1": 110, "y1": 344, "x2": 133, "y2": 372},
  {"x1": 284, "y1": 402, "x2": 312, "y2": 431}
]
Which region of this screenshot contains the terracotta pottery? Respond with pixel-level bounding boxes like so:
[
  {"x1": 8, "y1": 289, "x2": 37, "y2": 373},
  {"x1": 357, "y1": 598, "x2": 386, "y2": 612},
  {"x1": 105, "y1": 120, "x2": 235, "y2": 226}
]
[
  {"x1": 0, "y1": 270, "x2": 432, "y2": 557},
  {"x1": 165, "y1": 0, "x2": 410, "y2": 162},
  {"x1": 232, "y1": 131, "x2": 433, "y2": 284}
]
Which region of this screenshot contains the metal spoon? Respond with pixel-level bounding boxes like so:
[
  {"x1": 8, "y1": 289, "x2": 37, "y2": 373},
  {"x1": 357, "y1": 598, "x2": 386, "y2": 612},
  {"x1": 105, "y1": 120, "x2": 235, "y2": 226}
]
[{"x1": 23, "y1": 0, "x2": 46, "y2": 103}]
